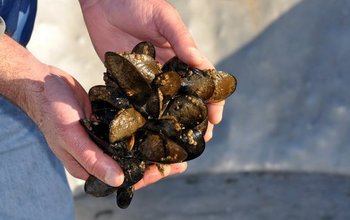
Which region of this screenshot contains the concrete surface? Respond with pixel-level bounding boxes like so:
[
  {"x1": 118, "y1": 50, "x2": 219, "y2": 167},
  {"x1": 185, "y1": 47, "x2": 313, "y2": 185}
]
[{"x1": 75, "y1": 171, "x2": 350, "y2": 220}]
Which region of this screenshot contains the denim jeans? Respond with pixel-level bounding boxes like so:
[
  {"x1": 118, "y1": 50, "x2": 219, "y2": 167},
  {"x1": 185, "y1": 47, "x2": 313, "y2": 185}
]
[{"x1": 0, "y1": 97, "x2": 75, "y2": 220}]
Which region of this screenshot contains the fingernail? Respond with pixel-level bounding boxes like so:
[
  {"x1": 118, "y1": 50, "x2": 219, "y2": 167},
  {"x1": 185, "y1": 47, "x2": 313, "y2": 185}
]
[
  {"x1": 104, "y1": 167, "x2": 124, "y2": 187},
  {"x1": 204, "y1": 126, "x2": 213, "y2": 142}
]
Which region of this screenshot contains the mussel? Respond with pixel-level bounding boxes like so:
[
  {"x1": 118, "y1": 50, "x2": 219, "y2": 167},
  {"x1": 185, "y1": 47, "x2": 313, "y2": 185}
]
[{"x1": 80, "y1": 41, "x2": 237, "y2": 208}]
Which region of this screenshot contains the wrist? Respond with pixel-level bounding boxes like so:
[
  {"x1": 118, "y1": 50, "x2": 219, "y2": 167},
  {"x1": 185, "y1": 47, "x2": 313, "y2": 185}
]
[{"x1": 0, "y1": 35, "x2": 50, "y2": 124}]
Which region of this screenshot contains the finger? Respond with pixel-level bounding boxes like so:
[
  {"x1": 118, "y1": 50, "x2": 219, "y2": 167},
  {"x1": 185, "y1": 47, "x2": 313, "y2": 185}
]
[
  {"x1": 155, "y1": 5, "x2": 205, "y2": 67},
  {"x1": 155, "y1": 46, "x2": 176, "y2": 64},
  {"x1": 204, "y1": 122, "x2": 214, "y2": 142},
  {"x1": 61, "y1": 152, "x2": 89, "y2": 180},
  {"x1": 134, "y1": 164, "x2": 170, "y2": 190},
  {"x1": 50, "y1": 66, "x2": 92, "y2": 118},
  {"x1": 134, "y1": 162, "x2": 187, "y2": 190},
  {"x1": 62, "y1": 121, "x2": 125, "y2": 187},
  {"x1": 207, "y1": 100, "x2": 225, "y2": 125},
  {"x1": 48, "y1": 140, "x2": 90, "y2": 180}
]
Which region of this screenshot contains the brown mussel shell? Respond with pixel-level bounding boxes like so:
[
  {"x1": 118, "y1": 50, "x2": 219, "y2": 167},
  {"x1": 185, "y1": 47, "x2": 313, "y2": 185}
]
[
  {"x1": 180, "y1": 68, "x2": 215, "y2": 101},
  {"x1": 153, "y1": 71, "x2": 182, "y2": 99},
  {"x1": 105, "y1": 52, "x2": 153, "y2": 106},
  {"x1": 131, "y1": 41, "x2": 156, "y2": 59},
  {"x1": 138, "y1": 133, "x2": 188, "y2": 164},
  {"x1": 205, "y1": 69, "x2": 237, "y2": 103},
  {"x1": 122, "y1": 52, "x2": 162, "y2": 84},
  {"x1": 109, "y1": 108, "x2": 146, "y2": 143}
]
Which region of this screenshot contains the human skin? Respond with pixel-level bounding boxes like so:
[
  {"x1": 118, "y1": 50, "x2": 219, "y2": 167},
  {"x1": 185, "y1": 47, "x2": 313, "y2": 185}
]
[
  {"x1": 0, "y1": 0, "x2": 225, "y2": 191},
  {"x1": 78, "y1": 0, "x2": 226, "y2": 189},
  {"x1": 0, "y1": 34, "x2": 189, "y2": 189}
]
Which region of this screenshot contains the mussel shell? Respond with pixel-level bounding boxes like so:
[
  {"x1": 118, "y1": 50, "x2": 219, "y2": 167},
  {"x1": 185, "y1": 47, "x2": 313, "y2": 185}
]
[
  {"x1": 153, "y1": 71, "x2": 182, "y2": 99},
  {"x1": 179, "y1": 129, "x2": 205, "y2": 161},
  {"x1": 109, "y1": 108, "x2": 146, "y2": 143},
  {"x1": 138, "y1": 133, "x2": 188, "y2": 164},
  {"x1": 162, "y1": 56, "x2": 189, "y2": 77},
  {"x1": 89, "y1": 85, "x2": 130, "y2": 111},
  {"x1": 181, "y1": 68, "x2": 215, "y2": 101},
  {"x1": 117, "y1": 157, "x2": 145, "y2": 187},
  {"x1": 143, "y1": 89, "x2": 162, "y2": 119},
  {"x1": 205, "y1": 69, "x2": 237, "y2": 103},
  {"x1": 194, "y1": 117, "x2": 209, "y2": 135},
  {"x1": 103, "y1": 71, "x2": 120, "y2": 88},
  {"x1": 122, "y1": 53, "x2": 162, "y2": 84},
  {"x1": 84, "y1": 175, "x2": 116, "y2": 197},
  {"x1": 164, "y1": 95, "x2": 208, "y2": 129},
  {"x1": 131, "y1": 41, "x2": 156, "y2": 59},
  {"x1": 80, "y1": 119, "x2": 110, "y2": 152},
  {"x1": 117, "y1": 186, "x2": 134, "y2": 209},
  {"x1": 105, "y1": 52, "x2": 153, "y2": 107},
  {"x1": 143, "y1": 118, "x2": 182, "y2": 138}
]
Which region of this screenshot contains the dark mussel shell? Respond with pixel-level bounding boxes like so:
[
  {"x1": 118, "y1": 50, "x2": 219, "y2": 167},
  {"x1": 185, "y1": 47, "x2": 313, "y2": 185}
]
[
  {"x1": 105, "y1": 52, "x2": 153, "y2": 107},
  {"x1": 143, "y1": 118, "x2": 182, "y2": 138},
  {"x1": 142, "y1": 89, "x2": 162, "y2": 119},
  {"x1": 137, "y1": 133, "x2": 188, "y2": 163},
  {"x1": 181, "y1": 68, "x2": 215, "y2": 101},
  {"x1": 84, "y1": 175, "x2": 116, "y2": 197},
  {"x1": 153, "y1": 71, "x2": 182, "y2": 100},
  {"x1": 80, "y1": 119, "x2": 110, "y2": 152},
  {"x1": 164, "y1": 95, "x2": 208, "y2": 129},
  {"x1": 131, "y1": 41, "x2": 156, "y2": 59},
  {"x1": 117, "y1": 186, "x2": 134, "y2": 209},
  {"x1": 161, "y1": 56, "x2": 189, "y2": 77},
  {"x1": 116, "y1": 156, "x2": 145, "y2": 187},
  {"x1": 179, "y1": 129, "x2": 205, "y2": 161},
  {"x1": 91, "y1": 101, "x2": 119, "y2": 125},
  {"x1": 103, "y1": 71, "x2": 120, "y2": 88},
  {"x1": 89, "y1": 85, "x2": 130, "y2": 111}
]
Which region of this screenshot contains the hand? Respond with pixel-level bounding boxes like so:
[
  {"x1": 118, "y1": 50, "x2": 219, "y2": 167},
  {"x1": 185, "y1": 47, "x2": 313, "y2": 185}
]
[
  {"x1": 0, "y1": 32, "x2": 186, "y2": 188},
  {"x1": 37, "y1": 66, "x2": 187, "y2": 188},
  {"x1": 79, "y1": 0, "x2": 225, "y2": 142}
]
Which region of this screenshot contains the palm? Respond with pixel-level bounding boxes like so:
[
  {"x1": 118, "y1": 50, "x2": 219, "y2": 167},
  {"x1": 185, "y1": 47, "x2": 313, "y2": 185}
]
[{"x1": 81, "y1": 0, "x2": 196, "y2": 64}]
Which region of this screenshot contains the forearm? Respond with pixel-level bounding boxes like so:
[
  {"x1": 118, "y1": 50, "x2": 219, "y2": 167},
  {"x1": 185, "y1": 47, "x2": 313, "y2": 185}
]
[{"x1": 0, "y1": 34, "x2": 48, "y2": 123}]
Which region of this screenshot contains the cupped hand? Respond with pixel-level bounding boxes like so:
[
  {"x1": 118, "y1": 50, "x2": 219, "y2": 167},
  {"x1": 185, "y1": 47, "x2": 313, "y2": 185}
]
[
  {"x1": 36, "y1": 66, "x2": 187, "y2": 188},
  {"x1": 79, "y1": 0, "x2": 225, "y2": 141}
]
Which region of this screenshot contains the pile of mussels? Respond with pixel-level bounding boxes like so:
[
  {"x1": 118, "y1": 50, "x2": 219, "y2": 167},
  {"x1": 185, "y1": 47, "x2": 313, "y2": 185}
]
[{"x1": 80, "y1": 42, "x2": 237, "y2": 209}]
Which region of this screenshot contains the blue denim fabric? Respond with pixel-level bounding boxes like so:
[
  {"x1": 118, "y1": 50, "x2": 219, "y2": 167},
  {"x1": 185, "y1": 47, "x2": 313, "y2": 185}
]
[
  {"x1": 0, "y1": 0, "x2": 37, "y2": 46},
  {"x1": 0, "y1": 1, "x2": 75, "y2": 219},
  {"x1": 0, "y1": 97, "x2": 75, "y2": 220}
]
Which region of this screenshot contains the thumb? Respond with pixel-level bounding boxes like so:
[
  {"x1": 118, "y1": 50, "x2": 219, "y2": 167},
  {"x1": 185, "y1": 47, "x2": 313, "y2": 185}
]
[
  {"x1": 155, "y1": 4, "x2": 214, "y2": 69},
  {"x1": 64, "y1": 122, "x2": 125, "y2": 187}
]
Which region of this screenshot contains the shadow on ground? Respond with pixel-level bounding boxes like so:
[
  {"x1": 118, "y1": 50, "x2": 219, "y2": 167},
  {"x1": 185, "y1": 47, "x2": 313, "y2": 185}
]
[
  {"x1": 191, "y1": 0, "x2": 350, "y2": 174},
  {"x1": 75, "y1": 171, "x2": 350, "y2": 220}
]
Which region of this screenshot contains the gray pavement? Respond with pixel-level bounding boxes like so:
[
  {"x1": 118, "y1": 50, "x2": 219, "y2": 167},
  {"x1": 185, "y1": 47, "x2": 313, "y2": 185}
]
[{"x1": 75, "y1": 171, "x2": 350, "y2": 220}]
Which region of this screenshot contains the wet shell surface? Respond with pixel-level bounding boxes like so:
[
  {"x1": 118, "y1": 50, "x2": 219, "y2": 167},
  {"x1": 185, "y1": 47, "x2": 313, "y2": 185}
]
[{"x1": 80, "y1": 41, "x2": 237, "y2": 209}]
